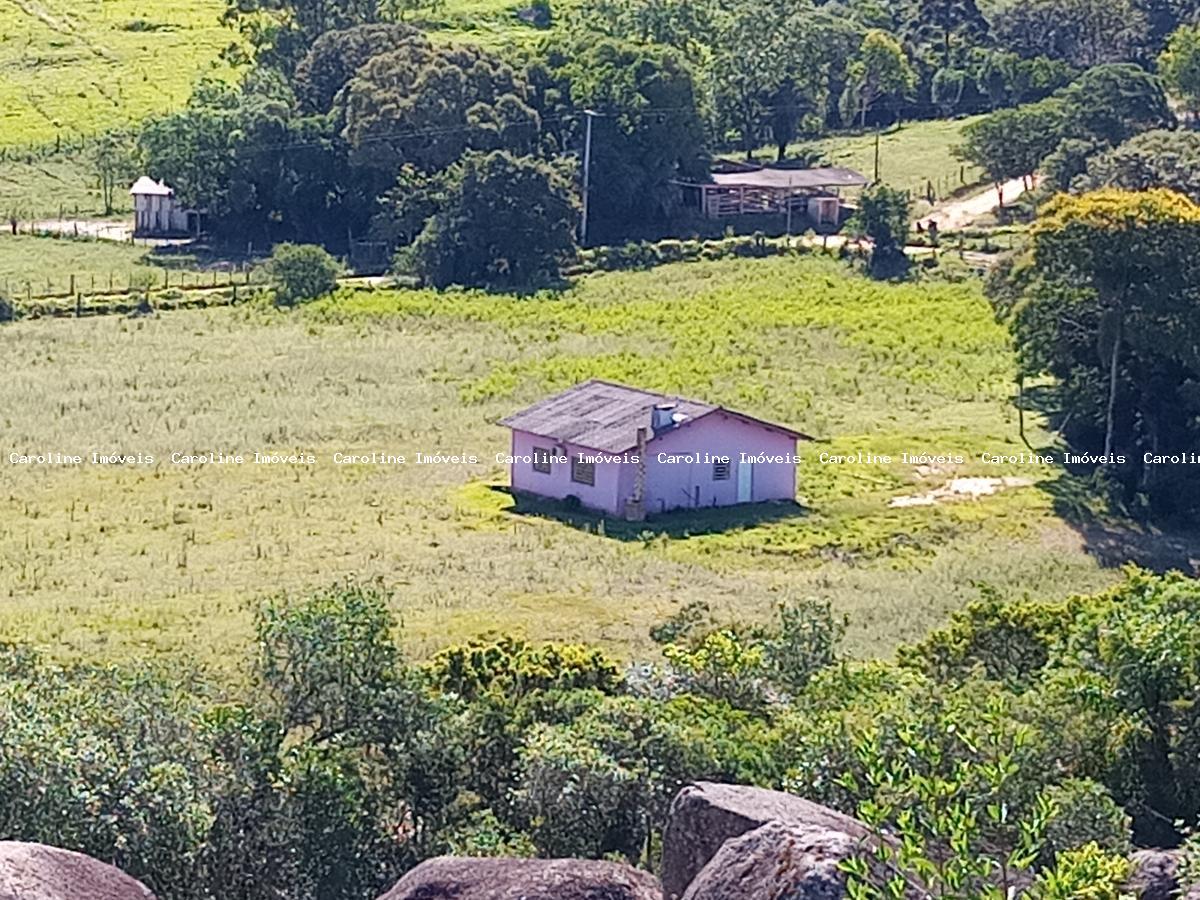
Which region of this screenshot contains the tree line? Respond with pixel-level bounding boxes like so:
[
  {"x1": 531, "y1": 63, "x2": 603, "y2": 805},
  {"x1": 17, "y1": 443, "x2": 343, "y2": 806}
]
[{"x1": 77, "y1": 0, "x2": 1200, "y2": 287}]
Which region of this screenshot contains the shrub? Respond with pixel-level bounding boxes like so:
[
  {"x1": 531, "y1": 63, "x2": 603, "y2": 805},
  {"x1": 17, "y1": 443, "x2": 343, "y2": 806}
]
[
  {"x1": 1030, "y1": 842, "x2": 1131, "y2": 900},
  {"x1": 426, "y1": 634, "x2": 622, "y2": 702},
  {"x1": 268, "y1": 243, "x2": 341, "y2": 306},
  {"x1": 1040, "y1": 779, "x2": 1131, "y2": 863}
]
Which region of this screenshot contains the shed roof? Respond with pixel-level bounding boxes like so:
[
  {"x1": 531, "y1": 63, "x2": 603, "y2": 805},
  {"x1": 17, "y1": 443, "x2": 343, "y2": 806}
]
[
  {"x1": 709, "y1": 165, "x2": 868, "y2": 190},
  {"x1": 129, "y1": 176, "x2": 174, "y2": 196},
  {"x1": 500, "y1": 379, "x2": 809, "y2": 453}
]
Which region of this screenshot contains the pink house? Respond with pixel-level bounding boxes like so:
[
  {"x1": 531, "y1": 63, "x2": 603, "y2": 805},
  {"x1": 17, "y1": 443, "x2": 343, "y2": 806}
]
[{"x1": 500, "y1": 380, "x2": 810, "y2": 520}]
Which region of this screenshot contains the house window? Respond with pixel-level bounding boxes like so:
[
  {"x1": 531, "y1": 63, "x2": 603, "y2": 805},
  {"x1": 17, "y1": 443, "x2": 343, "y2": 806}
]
[
  {"x1": 571, "y1": 457, "x2": 595, "y2": 486},
  {"x1": 532, "y1": 447, "x2": 552, "y2": 474},
  {"x1": 712, "y1": 460, "x2": 731, "y2": 480}
]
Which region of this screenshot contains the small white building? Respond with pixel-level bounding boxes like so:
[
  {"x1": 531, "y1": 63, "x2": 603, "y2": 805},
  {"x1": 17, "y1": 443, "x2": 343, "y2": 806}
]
[{"x1": 130, "y1": 176, "x2": 198, "y2": 237}]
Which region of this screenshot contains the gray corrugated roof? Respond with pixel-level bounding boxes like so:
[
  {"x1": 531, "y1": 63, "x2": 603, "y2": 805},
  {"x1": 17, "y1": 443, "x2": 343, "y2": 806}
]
[
  {"x1": 710, "y1": 166, "x2": 868, "y2": 190},
  {"x1": 500, "y1": 379, "x2": 808, "y2": 452}
]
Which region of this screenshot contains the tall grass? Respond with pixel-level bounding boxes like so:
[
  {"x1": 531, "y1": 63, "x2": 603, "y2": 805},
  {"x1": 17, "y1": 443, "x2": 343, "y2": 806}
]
[{"x1": 0, "y1": 256, "x2": 1118, "y2": 673}]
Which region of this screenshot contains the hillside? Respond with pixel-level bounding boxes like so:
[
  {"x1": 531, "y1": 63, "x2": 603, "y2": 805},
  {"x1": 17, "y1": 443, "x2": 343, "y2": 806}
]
[
  {"x1": 0, "y1": 0, "x2": 234, "y2": 146},
  {"x1": 0, "y1": 254, "x2": 1123, "y2": 670}
]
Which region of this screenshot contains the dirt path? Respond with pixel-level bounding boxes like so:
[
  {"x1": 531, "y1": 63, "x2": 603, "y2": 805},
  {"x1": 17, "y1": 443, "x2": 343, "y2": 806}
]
[{"x1": 918, "y1": 176, "x2": 1035, "y2": 232}]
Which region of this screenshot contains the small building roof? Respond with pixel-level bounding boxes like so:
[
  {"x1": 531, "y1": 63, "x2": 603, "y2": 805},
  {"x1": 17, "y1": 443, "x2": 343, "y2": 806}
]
[
  {"x1": 500, "y1": 379, "x2": 809, "y2": 453},
  {"x1": 709, "y1": 165, "x2": 869, "y2": 191},
  {"x1": 129, "y1": 176, "x2": 174, "y2": 197}
]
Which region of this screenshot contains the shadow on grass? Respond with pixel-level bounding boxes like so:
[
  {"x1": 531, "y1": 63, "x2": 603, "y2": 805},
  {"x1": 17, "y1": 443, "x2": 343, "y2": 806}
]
[
  {"x1": 1037, "y1": 473, "x2": 1200, "y2": 575},
  {"x1": 494, "y1": 486, "x2": 808, "y2": 541}
]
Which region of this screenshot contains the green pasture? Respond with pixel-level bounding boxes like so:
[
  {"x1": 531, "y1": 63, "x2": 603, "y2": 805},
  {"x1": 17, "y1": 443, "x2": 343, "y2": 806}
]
[{"x1": 0, "y1": 255, "x2": 1132, "y2": 673}]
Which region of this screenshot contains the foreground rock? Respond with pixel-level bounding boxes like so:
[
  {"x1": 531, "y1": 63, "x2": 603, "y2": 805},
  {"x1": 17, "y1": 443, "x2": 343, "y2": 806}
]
[
  {"x1": 377, "y1": 856, "x2": 663, "y2": 900},
  {"x1": 1126, "y1": 850, "x2": 1182, "y2": 900},
  {"x1": 661, "y1": 782, "x2": 870, "y2": 900},
  {"x1": 681, "y1": 819, "x2": 857, "y2": 900},
  {"x1": 0, "y1": 842, "x2": 156, "y2": 900}
]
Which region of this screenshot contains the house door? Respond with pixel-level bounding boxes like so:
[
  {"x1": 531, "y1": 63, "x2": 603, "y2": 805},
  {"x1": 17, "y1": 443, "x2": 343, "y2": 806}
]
[{"x1": 737, "y1": 460, "x2": 753, "y2": 503}]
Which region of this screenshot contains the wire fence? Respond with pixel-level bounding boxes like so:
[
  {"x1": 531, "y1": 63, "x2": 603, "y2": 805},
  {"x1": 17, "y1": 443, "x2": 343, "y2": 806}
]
[{"x1": 3, "y1": 266, "x2": 262, "y2": 304}]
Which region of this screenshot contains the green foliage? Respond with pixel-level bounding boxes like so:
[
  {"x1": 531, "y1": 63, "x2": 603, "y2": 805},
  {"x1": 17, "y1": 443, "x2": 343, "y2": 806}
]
[
  {"x1": 958, "y1": 101, "x2": 1065, "y2": 189},
  {"x1": 552, "y1": 39, "x2": 709, "y2": 242},
  {"x1": 1057, "y1": 63, "x2": 1173, "y2": 146},
  {"x1": 1012, "y1": 189, "x2": 1200, "y2": 512},
  {"x1": 293, "y1": 23, "x2": 423, "y2": 113},
  {"x1": 1079, "y1": 129, "x2": 1200, "y2": 200},
  {"x1": 341, "y1": 42, "x2": 539, "y2": 174},
  {"x1": 835, "y1": 694, "x2": 1052, "y2": 899},
  {"x1": 268, "y1": 243, "x2": 342, "y2": 306},
  {"x1": 988, "y1": 0, "x2": 1147, "y2": 69},
  {"x1": 901, "y1": 589, "x2": 1088, "y2": 686},
  {"x1": 763, "y1": 598, "x2": 849, "y2": 694},
  {"x1": 400, "y1": 150, "x2": 577, "y2": 288},
  {"x1": 427, "y1": 634, "x2": 621, "y2": 701},
  {"x1": 1029, "y1": 842, "x2": 1131, "y2": 900},
  {"x1": 1042, "y1": 137, "x2": 1105, "y2": 192},
  {"x1": 932, "y1": 67, "x2": 970, "y2": 116},
  {"x1": 1158, "y1": 24, "x2": 1200, "y2": 114},
  {"x1": 848, "y1": 185, "x2": 912, "y2": 278},
  {"x1": 1040, "y1": 779, "x2": 1131, "y2": 863},
  {"x1": 663, "y1": 629, "x2": 769, "y2": 708},
  {"x1": 840, "y1": 30, "x2": 918, "y2": 127},
  {"x1": 709, "y1": 2, "x2": 841, "y2": 158},
  {"x1": 256, "y1": 581, "x2": 402, "y2": 739}
]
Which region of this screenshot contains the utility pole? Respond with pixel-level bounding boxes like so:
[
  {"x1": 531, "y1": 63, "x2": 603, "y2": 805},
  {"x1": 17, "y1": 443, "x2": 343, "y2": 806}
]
[
  {"x1": 785, "y1": 174, "x2": 794, "y2": 238},
  {"x1": 580, "y1": 109, "x2": 599, "y2": 246}
]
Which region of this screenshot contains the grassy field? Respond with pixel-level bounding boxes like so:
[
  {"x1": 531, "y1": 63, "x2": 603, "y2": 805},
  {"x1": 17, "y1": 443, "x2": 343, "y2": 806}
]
[
  {"x1": 793, "y1": 117, "x2": 986, "y2": 202},
  {"x1": 0, "y1": 233, "x2": 252, "y2": 298},
  {"x1": 0, "y1": 0, "x2": 235, "y2": 147},
  {"x1": 0, "y1": 254, "x2": 1128, "y2": 674}
]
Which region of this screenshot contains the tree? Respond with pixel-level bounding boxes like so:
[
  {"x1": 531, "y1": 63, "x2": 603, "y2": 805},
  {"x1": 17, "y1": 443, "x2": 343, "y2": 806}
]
[
  {"x1": 957, "y1": 100, "x2": 1065, "y2": 201},
  {"x1": 911, "y1": 0, "x2": 989, "y2": 67},
  {"x1": 988, "y1": 0, "x2": 1148, "y2": 68},
  {"x1": 847, "y1": 184, "x2": 912, "y2": 278},
  {"x1": 219, "y1": 0, "x2": 439, "y2": 73},
  {"x1": 1158, "y1": 24, "x2": 1200, "y2": 117},
  {"x1": 267, "y1": 243, "x2": 341, "y2": 305},
  {"x1": 709, "y1": 3, "x2": 835, "y2": 159},
  {"x1": 401, "y1": 151, "x2": 578, "y2": 288},
  {"x1": 1041, "y1": 136, "x2": 1105, "y2": 191},
  {"x1": 91, "y1": 131, "x2": 137, "y2": 216},
  {"x1": 341, "y1": 43, "x2": 540, "y2": 176},
  {"x1": 840, "y1": 30, "x2": 917, "y2": 127},
  {"x1": 1012, "y1": 190, "x2": 1200, "y2": 508},
  {"x1": 293, "y1": 23, "x2": 423, "y2": 113},
  {"x1": 932, "y1": 66, "x2": 970, "y2": 115},
  {"x1": 552, "y1": 39, "x2": 709, "y2": 243},
  {"x1": 1078, "y1": 129, "x2": 1200, "y2": 199},
  {"x1": 1056, "y1": 63, "x2": 1173, "y2": 146}
]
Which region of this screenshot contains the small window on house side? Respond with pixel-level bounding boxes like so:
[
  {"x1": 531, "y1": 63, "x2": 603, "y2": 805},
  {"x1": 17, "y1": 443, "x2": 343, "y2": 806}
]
[
  {"x1": 571, "y1": 457, "x2": 595, "y2": 486},
  {"x1": 532, "y1": 447, "x2": 552, "y2": 474},
  {"x1": 712, "y1": 460, "x2": 731, "y2": 481}
]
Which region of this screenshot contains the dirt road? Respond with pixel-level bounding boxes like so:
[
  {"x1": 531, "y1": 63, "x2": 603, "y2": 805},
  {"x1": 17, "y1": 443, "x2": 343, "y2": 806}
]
[{"x1": 918, "y1": 176, "x2": 1035, "y2": 232}]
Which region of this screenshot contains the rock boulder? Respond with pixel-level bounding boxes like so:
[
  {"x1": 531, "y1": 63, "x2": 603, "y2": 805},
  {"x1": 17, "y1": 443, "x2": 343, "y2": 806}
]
[
  {"x1": 377, "y1": 856, "x2": 663, "y2": 900},
  {"x1": 0, "y1": 842, "x2": 156, "y2": 900},
  {"x1": 681, "y1": 820, "x2": 857, "y2": 900},
  {"x1": 661, "y1": 782, "x2": 870, "y2": 900},
  {"x1": 1126, "y1": 850, "x2": 1182, "y2": 900}
]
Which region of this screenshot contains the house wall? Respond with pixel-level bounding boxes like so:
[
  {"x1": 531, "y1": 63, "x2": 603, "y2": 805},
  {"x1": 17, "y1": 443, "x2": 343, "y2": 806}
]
[
  {"x1": 134, "y1": 195, "x2": 189, "y2": 235},
  {"x1": 616, "y1": 412, "x2": 797, "y2": 514},
  {"x1": 509, "y1": 429, "x2": 625, "y2": 516}
]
